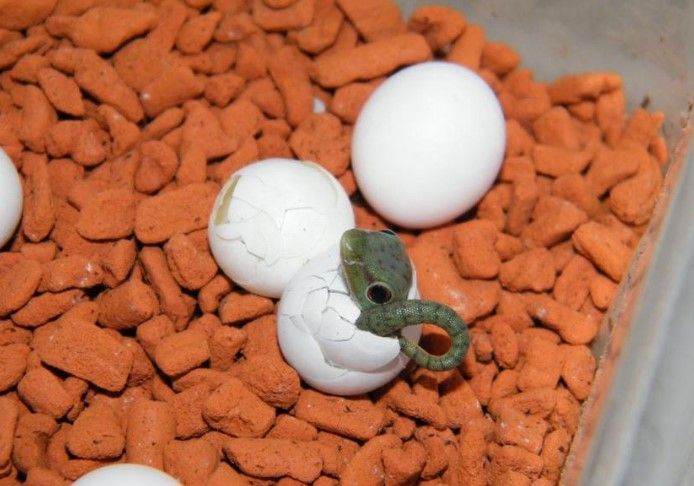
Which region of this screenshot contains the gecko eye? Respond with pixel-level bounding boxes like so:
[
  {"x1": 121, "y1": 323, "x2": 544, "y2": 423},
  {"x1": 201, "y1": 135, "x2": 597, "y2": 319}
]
[
  {"x1": 366, "y1": 283, "x2": 393, "y2": 305},
  {"x1": 380, "y1": 229, "x2": 396, "y2": 236}
]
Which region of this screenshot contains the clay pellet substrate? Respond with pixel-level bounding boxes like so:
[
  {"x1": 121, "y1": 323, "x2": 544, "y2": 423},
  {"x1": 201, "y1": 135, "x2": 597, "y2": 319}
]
[{"x1": 0, "y1": 0, "x2": 668, "y2": 484}]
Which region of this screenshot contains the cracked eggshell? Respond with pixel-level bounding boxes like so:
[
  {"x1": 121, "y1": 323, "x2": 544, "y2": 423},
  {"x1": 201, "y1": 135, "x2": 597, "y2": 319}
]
[
  {"x1": 209, "y1": 158, "x2": 355, "y2": 298},
  {"x1": 352, "y1": 61, "x2": 506, "y2": 229},
  {"x1": 0, "y1": 148, "x2": 22, "y2": 248},
  {"x1": 277, "y1": 243, "x2": 421, "y2": 396}
]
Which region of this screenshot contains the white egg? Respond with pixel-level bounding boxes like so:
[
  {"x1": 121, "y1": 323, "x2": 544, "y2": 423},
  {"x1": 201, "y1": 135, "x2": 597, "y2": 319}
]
[
  {"x1": 0, "y1": 148, "x2": 23, "y2": 248},
  {"x1": 352, "y1": 61, "x2": 506, "y2": 229},
  {"x1": 72, "y1": 464, "x2": 181, "y2": 486},
  {"x1": 208, "y1": 158, "x2": 355, "y2": 298},
  {"x1": 277, "y1": 243, "x2": 421, "y2": 396}
]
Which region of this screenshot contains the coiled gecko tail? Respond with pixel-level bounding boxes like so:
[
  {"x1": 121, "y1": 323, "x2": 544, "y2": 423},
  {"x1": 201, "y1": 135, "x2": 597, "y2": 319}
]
[{"x1": 355, "y1": 299, "x2": 469, "y2": 371}]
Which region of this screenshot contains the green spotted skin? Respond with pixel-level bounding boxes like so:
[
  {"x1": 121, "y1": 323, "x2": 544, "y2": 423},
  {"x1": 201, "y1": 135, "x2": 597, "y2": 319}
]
[{"x1": 340, "y1": 228, "x2": 469, "y2": 371}]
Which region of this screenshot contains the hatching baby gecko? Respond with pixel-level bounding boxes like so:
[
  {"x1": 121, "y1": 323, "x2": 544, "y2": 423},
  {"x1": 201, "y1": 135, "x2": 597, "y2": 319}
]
[{"x1": 340, "y1": 228, "x2": 469, "y2": 371}]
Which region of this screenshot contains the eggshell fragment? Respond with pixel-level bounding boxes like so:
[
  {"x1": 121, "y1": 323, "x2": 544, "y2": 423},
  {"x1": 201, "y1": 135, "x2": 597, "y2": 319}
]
[
  {"x1": 209, "y1": 158, "x2": 354, "y2": 298},
  {"x1": 277, "y1": 243, "x2": 420, "y2": 396}
]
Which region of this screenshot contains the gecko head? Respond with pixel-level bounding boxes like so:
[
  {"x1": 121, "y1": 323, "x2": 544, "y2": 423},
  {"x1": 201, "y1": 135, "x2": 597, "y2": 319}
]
[{"x1": 339, "y1": 228, "x2": 413, "y2": 311}]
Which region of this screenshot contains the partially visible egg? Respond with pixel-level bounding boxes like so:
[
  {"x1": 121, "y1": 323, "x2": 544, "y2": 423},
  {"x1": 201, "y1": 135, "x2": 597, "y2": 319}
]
[
  {"x1": 277, "y1": 243, "x2": 421, "y2": 396},
  {"x1": 352, "y1": 61, "x2": 506, "y2": 229},
  {"x1": 72, "y1": 464, "x2": 181, "y2": 486},
  {"x1": 0, "y1": 148, "x2": 22, "y2": 248},
  {"x1": 208, "y1": 158, "x2": 355, "y2": 298}
]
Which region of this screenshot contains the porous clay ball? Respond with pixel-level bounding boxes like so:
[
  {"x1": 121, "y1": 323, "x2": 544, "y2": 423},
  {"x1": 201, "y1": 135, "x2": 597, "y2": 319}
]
[
  {"x1": 0, "y1": 148, "x2": 22, "y2": 248},
  {"x1": 352, "y1": 61, "x2": 506, "y2": 229},
  {"x1": 208, "y1": 159, "x2": 355, "y2": 298},
  {"x1": 72, "y1": 464, "x2": 181, "y2": 486},
  {"x1": 277, "y1": 244, "x2": 421, "y2": 396}
]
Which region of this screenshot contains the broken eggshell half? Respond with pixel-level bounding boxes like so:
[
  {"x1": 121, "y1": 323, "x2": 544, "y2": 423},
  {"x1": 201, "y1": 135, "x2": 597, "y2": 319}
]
[
  {"x1": 277, "y1": 243, "x2": 421, "y2": 396},
  {"x1": 208, "y1": 158, "x2": 355, "y2": 298}
]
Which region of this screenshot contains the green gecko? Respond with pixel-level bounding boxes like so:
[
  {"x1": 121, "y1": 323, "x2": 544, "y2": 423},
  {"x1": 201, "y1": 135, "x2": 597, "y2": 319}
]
[{"x1": 340, "y1": 228, "x2": 469, "y2": 371}]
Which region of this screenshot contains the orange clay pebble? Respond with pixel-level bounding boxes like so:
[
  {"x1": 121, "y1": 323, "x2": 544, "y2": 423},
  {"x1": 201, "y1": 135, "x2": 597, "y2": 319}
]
[
  {"x1": 505, "y1": 175, "x2": 539, "y2": 236},
  {"x1": 560, "y1": 344, "x2": 597, "y2": 400},
  {"x1": 154, "y1": 328, "x2": 210, "y2": 377},
  {"x1": 223, "y1": 437, "x2": 322, "y2": 482},
  {"x1": 609, "y1": 151, "x2": 662, "y2": 225},
  {"x1": 382, "y1": 439, "x2": 427, "y2": 485},
  {"x1": 164, "y1": 233, "x2": 217, "y2": 290},
  {"x1": 294, "y1": 389, "x2": 386, "y2": 440},
  {"x1": 165, "y1": 439, "x2": 220, "y2": 485},
  {"x1": 548, "y1": 72, "x2": 622, "y2": 104},
  {"x1": 590, "y1": 273, "x2": 618, "y2": 310},
  {"x1": 383, "y1": 379, "x2": 447, "y2": 428},
  {"x1": 17, "y1": 367, "x2": 72, "y2": 419},
  {"x1": 408, "y1": 5, "x2": 466, "y2": 51},
  {"x1": 36, "y1": 66, "x2": 84, "y2": 117},
  {"x1": 96, "y1": 279, "x2": 159, "y2": 331},
  {"x1": 438, "y1": 370, "x2": 484, "y2": 428},
  {"x1": 551, "y1": 173, "x2": 602, "y2": 218},
  {"x1": 45, "y1": 119, "x2": 110, "y2": 167},
  {"x1": 0, "y1": 259, "x2": 43, "y2": 317},
  {"x1": 447, "y1": 23, "x2": 485, "y2": 69},
  {"x1": 329, "y1": 80, "x2": 380, "y2": 124},
  {"x1": 496, "y1": 406, "x2": 550, "y2": 455},
  {"x1": 135, "y1": 141, "x2": 179, "y2": 194},
  {"x1": 125, "y1": 399, "x2": 176, "y2": 470},
  {"x1": 488, "y1": 318, "x2": 520, "y2": 369},
  {"x1": 481, "y1": 42, "x2": 521, "y2": 76},
  {"x1": 218, "y1": 292, "x2": 274, "y2": 324},
  {"x1": 289, "y1": 113, "x2": 350, "y2": 176},
  {"x1": 572, "y1": 221, "x2": 632, "y2": 281},
  {"x1": 311, "y1": 33, "x2": 431, "y2": 88},
  {"x1": 340, "y1": 434, "x2": 402, "y2": 486},
  {"x1": 0, "y1": 344, "x2": 30, "y2": 392},
  {"x1": 202, "y1": 377, "x2": 275, "y2": 437},
  {"x1": 452, "y1": 220, "x2": 501, "y2": 279},
  {"x1": 75, "y1": 188, "x2": 136, "y2": 241},
  {"x1": 499, "y1": 248, "x2": 556, "y2": 292},
  {"x1": 140, "y1": 64, "x2": 205, "y2": 118},
  {"x1": 585, "y1": 144, "x2": 644, "y2": 196},
  {"x1": 232, "y1": 354, "x2": 300, "y2": 408},
  {"x1": 39, "y1": 255, "x2": 104, "y2": 292},
  {"x1": 336, "y1": 0, "x2": 405, "y2": 41},
  {"x1": 521, "y1": 195, "x2": 588, "y2": 248},
  {"x1": 140, "y1": 247, "x2": 195, "y2": 328},
  {"x1": 11, "y1": 289, "x2": 84, "y2": 328},
  {"x1": 12, "y1": 412, "x2": 59, "y2": 475},
  {"x1": 66, "y1": 403, "x2": 124, "y2": 460},
  {"x1": 252, "y1": 0, "x2": 315, "y2": 31},
  {"x1": 170, "y1": 383, "x2": 211, "y2": 439},
  {"x1": 267, "y1": 415, "x2": 318, "y2": 441},
  {"x1": 532, "y1": 143, "x2": 595, "y2": 177},
  {"x1": 197, "y1": 274, "x2": 232, "y2": 313},
  {"x1": 268, "y1": 45, "x2": 313, "y2": 127},
  {"x1": 33, "y1": 318, "x2": 133, "y2": 392},
  {"x1": 517, "y1": 338, "x2": 564, "y2": 391},
  {"x1": 553, "y1": 254, "x2": 596, "y2": 310},
  {"x1": 524, "y1": 293, "x2": 599, "y2": 345}
]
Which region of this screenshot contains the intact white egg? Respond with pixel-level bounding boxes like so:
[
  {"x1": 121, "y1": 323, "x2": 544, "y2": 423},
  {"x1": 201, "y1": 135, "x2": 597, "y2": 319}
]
[
  {"x1": 72, "y1": 464, "x2": 181, "y2": 486},
  {"x1": 0, "y1": 148, "x2": 22, "y2": 248},
  {"x1": 208, "y1": 158, "x2": 355, "y2": 298},
  {"x1": 352, "y1": 61, "x2": 506, "y2": 229},
  {"x1": 277, "y1": 243, "x2": 421, "y2": 396}
]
